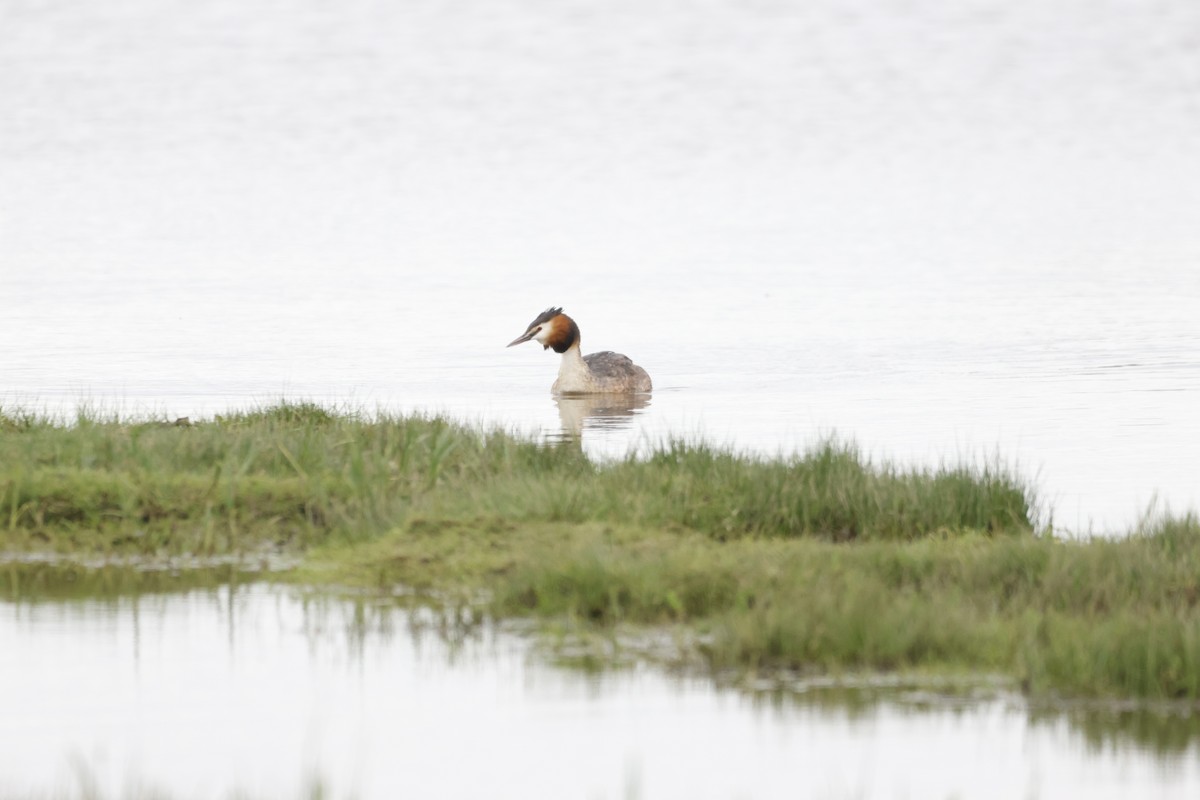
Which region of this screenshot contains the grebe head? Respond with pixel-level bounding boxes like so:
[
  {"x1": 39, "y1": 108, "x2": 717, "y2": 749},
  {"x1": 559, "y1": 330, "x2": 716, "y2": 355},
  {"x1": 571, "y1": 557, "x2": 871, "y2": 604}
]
[{"x1": 506, "y1": 307, "x2": 580, "y2": 353}]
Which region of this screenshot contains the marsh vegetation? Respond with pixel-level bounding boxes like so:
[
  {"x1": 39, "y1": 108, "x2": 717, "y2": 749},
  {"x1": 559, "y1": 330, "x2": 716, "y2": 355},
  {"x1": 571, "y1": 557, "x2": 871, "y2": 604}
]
[{"x1": 3, "y1": 402, "x2": 1198, "y2": 700}]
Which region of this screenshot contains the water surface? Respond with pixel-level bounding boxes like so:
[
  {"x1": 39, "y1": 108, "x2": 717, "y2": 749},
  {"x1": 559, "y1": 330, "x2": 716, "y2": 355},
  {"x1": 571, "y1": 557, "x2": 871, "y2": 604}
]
[{"x1": 3, "y1": 584, "x2": 1200, "y2": 799}]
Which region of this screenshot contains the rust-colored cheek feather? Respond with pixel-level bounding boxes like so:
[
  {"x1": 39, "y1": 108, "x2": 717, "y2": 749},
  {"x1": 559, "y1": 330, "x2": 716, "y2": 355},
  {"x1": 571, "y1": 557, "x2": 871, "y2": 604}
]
[{"x1": 545, "y1": 314, "x2": 580, "y2": 353}]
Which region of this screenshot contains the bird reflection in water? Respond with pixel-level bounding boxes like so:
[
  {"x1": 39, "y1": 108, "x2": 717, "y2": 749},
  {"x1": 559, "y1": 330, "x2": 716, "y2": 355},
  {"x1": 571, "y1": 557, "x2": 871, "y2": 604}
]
[{"x1": 548, "y1": 392, "x2": 651, "y2": 447}]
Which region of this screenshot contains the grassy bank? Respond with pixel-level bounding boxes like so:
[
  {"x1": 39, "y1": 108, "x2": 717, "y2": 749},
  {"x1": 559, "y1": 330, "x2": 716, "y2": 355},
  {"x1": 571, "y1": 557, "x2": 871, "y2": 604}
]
[
  {"x1": 3, "y1": 402, "x2": 1199, "y2": 699},
  {"x1": 0, "y1": 402, "x2": 1030, "y2": 552}
]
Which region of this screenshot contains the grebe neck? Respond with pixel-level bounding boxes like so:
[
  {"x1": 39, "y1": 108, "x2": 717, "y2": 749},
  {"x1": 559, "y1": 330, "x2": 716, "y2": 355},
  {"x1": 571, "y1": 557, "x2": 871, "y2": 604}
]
[{"x1": 554, "y1": 342, "x2": 594, "y2": 393}]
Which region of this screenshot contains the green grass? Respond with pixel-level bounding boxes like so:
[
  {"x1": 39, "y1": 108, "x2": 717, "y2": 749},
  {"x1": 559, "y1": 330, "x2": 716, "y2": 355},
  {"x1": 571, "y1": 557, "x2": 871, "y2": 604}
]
[
  {"x1": 0, "y1": 400, "x2": 1032, "y2": 553},
  {"x1": 4, "y1": 401, "x2": 1200, "y2": 700},
  {"x1": 310, "y1": 513, "x2": 1200, "y2": 699}
]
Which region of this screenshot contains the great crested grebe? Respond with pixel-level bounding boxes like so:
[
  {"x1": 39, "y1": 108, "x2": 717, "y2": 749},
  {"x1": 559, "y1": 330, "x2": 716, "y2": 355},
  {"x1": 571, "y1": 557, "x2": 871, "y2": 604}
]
[{"x1": 507, "y1": 307, "x2": 652, "y2": 394}]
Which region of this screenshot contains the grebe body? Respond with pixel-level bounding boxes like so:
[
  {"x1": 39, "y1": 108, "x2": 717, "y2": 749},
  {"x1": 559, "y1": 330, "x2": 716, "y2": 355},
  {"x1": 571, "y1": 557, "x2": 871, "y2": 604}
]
[{"x1": 507, "y1": 307, "x2": 652, "y2": 394}]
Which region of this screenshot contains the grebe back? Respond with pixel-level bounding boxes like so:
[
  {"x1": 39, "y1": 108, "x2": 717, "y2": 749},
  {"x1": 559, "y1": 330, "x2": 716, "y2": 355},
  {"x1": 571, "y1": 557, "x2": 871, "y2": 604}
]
[{"x1": 506, "y1": 307, "x2": 652, "y2": 395}]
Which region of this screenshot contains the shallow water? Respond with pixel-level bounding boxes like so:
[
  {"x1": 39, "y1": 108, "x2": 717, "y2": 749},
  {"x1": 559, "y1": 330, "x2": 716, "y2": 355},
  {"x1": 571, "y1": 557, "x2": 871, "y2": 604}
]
[{"x1": 2, "y1": 584, "x2": 1199, "y2": 800}]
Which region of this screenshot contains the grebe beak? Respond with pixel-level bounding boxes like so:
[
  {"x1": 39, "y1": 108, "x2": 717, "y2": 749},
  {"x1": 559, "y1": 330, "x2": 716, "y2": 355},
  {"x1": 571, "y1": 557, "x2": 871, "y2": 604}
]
[{"x1": 506, "y1": 328, "x2": 538, "y2": 347}]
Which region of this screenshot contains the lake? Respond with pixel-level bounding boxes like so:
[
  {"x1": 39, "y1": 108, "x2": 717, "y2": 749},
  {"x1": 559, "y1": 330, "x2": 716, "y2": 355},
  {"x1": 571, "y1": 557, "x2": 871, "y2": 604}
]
[{"x1": 2, "y1": 1, "x2": 1199, "y2": 796}]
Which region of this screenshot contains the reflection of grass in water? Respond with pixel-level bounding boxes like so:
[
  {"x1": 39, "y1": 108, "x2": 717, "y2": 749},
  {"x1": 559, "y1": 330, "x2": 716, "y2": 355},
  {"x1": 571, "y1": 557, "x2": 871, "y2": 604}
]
[
  {"x1": 21, "y1": 761, "x2": 337, "y2": 800},
  {"x1": 3, "y1": 402, "x2": 1200, "y2": 702},
  {"x1": 31, "y1": 750, "x2": 648, "y2": 800},
  {"x1": 0, "y1": 562, "x2": 264, "y2": 601},
  {"x1": 1031, "y1": 704, "x2": 1200, "y2": 757}
]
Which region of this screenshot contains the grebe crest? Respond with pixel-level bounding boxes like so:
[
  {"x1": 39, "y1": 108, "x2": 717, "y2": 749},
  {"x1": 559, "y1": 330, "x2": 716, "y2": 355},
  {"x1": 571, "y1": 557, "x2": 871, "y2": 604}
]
[{"x1": 507, "y1": 307, "x2": 652, "y2": 395}]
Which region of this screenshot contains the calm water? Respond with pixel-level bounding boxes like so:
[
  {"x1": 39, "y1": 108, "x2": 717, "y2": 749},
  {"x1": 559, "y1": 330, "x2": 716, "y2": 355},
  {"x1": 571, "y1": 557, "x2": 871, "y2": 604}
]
[
  {"x1": 2, "y1": 584, "x2": 1199, "y2": 800},
  {"x1": 2, "y1": 3, "x2": 1199, "y2": 793}
]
